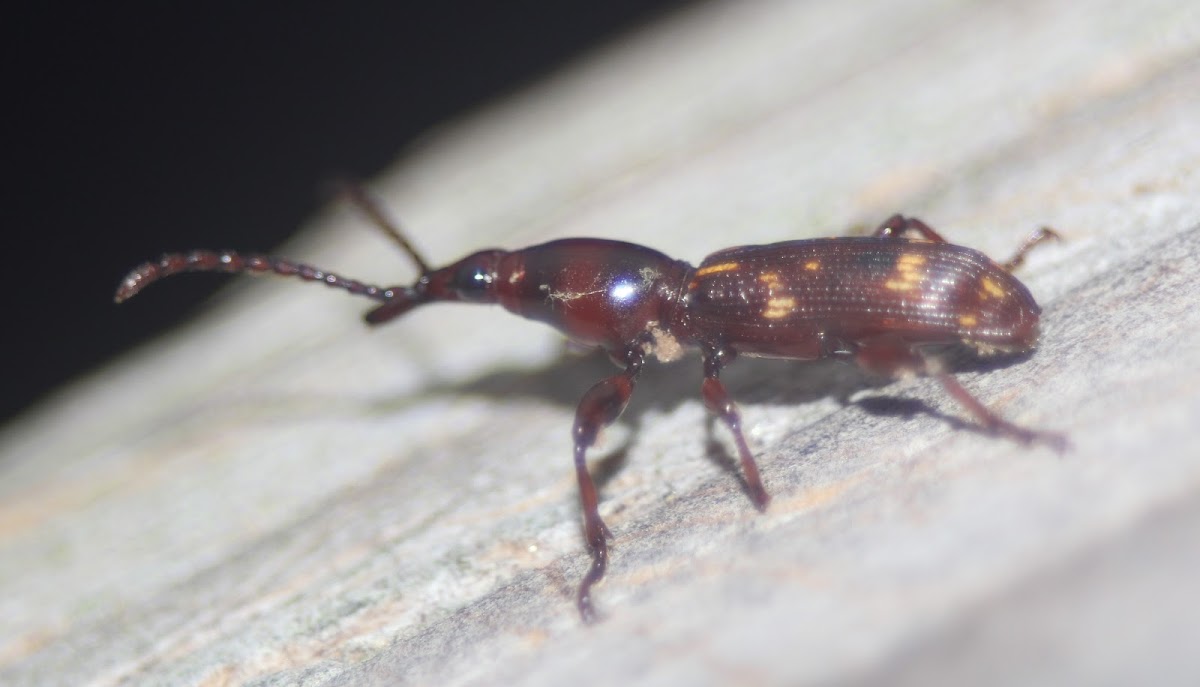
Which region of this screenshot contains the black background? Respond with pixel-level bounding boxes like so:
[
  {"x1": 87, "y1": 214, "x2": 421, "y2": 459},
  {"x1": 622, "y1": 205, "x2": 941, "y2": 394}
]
[{"x1": 6, "y1": 2, "x2": 693, "y2": 424}]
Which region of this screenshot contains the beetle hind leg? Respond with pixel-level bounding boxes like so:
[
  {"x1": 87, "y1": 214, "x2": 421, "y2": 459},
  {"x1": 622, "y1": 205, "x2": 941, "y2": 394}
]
[
  {"x1": 936, "y1": 373, "x2": 1068, "y2": 451},
  {"x1": 851, "y1": 335, "x2": 1066, "y2": 450}
]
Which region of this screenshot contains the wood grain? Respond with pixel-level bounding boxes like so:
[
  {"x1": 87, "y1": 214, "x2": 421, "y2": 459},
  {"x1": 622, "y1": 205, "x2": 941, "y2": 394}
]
[{"x1": 3, "y1": 1, "x2": 1199, "y2": 685}]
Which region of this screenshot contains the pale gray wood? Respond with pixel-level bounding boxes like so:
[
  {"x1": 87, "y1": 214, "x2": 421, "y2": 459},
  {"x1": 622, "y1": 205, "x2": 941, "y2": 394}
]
[{"x1": 3, "y1": 1, "x2": 1199, "y2": 685}]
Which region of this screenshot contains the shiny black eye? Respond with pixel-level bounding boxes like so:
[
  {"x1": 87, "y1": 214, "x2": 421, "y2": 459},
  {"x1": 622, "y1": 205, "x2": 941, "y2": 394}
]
[{"x1": 454, "y1": 261, "x2": 493, "y2": 300}]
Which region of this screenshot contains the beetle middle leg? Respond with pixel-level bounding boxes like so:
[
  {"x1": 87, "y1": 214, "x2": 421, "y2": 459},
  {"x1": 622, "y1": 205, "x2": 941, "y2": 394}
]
[
  {"x1": 852, "y1": 334, "x2": 1065, "y2": 450},
  {"x1": 872, "y1": 214, "x2": 1062, "y2": 273},
  {"x1": 871, "y1": 214, "x2": 949, "y2": 243},
  {"x1": 571, "y1": 347, "x2": 644, "y2": 622},
  {"x1": 701, "y1": 345, "x2": 770, "y2": 509}
]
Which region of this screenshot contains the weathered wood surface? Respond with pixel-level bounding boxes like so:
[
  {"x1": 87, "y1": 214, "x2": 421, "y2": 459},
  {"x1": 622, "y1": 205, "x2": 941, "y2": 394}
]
[{"x1": 3, "y1": 1, "x2": 1199, "y2": 685}]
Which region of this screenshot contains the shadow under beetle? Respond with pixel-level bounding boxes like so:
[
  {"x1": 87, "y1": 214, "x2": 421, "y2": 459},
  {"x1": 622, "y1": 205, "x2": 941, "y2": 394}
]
[{"x1": 116, "y1": 186, "x2": 1066, "y2": 622}]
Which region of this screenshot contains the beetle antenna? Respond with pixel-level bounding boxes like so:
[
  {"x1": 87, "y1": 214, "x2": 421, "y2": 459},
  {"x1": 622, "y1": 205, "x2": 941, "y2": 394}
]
[
  {"x1": 334, "y1": 181, "x2": 432, "y2": 275},
  {"x1": 113, "y1": 250, "x2": 395, "y2": 304}
]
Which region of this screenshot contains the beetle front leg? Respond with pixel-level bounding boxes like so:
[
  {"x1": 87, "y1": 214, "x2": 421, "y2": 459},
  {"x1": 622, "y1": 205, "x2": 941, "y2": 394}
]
[
  {"x1": 571, "y1": 348, "x2": 644, "y2": 622},
  {"x1": 701, "y1": 346, "x2": 770, "y2": 509}
]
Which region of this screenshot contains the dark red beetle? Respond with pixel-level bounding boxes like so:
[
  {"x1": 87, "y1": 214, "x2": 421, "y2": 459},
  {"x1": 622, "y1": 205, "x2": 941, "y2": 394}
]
[{"x1": 116, "y1": 187, "x2": 1064, "y2": 621}]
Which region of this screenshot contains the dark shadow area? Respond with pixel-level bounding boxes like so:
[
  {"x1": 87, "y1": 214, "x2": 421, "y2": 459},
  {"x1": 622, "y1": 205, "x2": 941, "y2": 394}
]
[
  {"x1": 5, "y1": 2, "x2": 698, "y2": 425},
  {"x1": 124, "y1": 338, "x2": 1041, "y2": 493},
  {"x1": 851, "y1": 396, "x2": 973, "y2": 434}
]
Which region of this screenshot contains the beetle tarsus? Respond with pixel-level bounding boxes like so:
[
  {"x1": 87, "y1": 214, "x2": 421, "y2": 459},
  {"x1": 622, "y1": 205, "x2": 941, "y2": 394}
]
[
  {"x1": 1001, "y1": 226, "x2": 1063, "y2": 272},
  {"x1": 576, "y1": 514, "x2": 610, "y2": 624}
]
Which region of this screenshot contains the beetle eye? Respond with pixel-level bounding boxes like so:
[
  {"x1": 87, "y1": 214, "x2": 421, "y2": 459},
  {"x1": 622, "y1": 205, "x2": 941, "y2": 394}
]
[{"x1": 454, "y1": 261, "x2": 493, "y2": 300}]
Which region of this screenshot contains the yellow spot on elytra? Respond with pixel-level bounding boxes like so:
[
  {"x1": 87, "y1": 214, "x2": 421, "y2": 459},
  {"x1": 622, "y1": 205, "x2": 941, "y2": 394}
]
[
  {"x1": 696, "y1": 261, "x2": 740, "y2": 277},
  {"x1": 804, "y1": 260, "x2": 821, "y2": 271},
  {"x1": 756, "y1": 271, "x2": 793, "y2": 317},
  {"x1": 884, "y1": 252, "x2": 927, "y2": 292},
  {"x1": 980, "y1": 276, "x2": 1006, "y2": 300},
  {"x1": 959, "y1": 314, "x2": 978, "y2": 327},
  {"x1": 764, "y1": 296, "x2": 796, "y2": 319}
]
